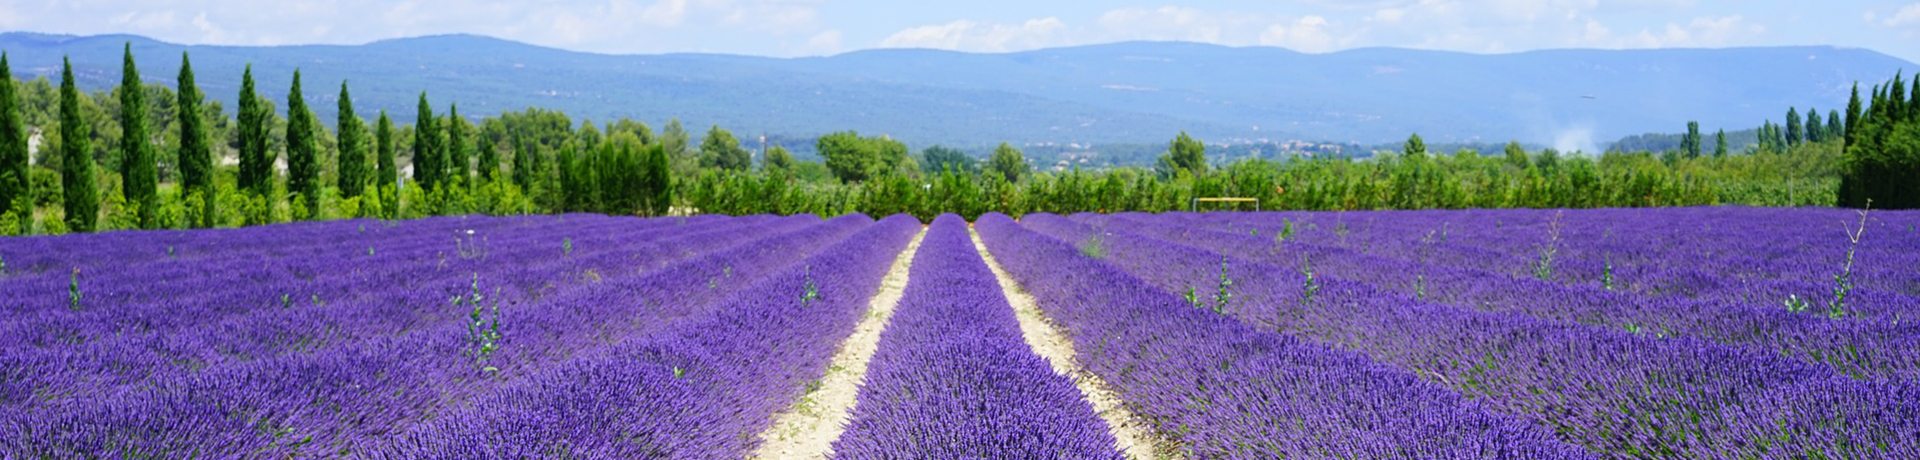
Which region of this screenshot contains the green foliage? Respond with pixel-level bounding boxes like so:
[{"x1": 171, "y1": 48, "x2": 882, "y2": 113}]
[
  {"x1": 447, "y1": 104, "x2": 471, "y2": 184},
  {"x1": 1786, "y1": 107, "x2": 1803, "y2": 147},
  {"x1": 1839, "y1": 72, "x2": 1920, "y2": 209},
  {"x1": 1403, "y1": 133, "x2": 1427, "y2": 161},
  {"x1": 285, "y1": 70, "x2": 321, "y2": 218},
  {"x1": 763, "y1": 144, "x2": 796, "y2": 172},
  {"x1": 375, "y1": 113, "x2": 400, "y2": 217},
  {"x1": 817, "y1": 131, "x2": 911, "y2": 183},
  {"x1": 116, "y1": 44, "x2": 158, "y2": 229},
  {"x1": 176, "y1": 53, "x2": 214, "y2": 228},
  {"x1": 237, "y1": 65, "x2": 275, "y2": 197},
  {"x1": 987, "y1": 142, "x2": 1027, "y2": 183},
  {"x1": 921, "y1": 145, "x2": 976, "y2": 174},
  {"x1": 0, "y1": 53, "x2": 27, "y2": 219},
  {"x1": 60, "y1": 58, "x2": 98, "y2": 233},
  {"x1": 1167, "y1": 131, "x2": 1207, "y2": 175},
  {"x1": 336, "y1": 81, "x2": 368, "y2": 198},
  {"x1": 413, "y1": 92, "x2": 441, "y2": 190},
  {"x1": 476, "y1": 128, "x2": 499, "y2": 182},
  {"x1": 698, "y1": 125, "x2": 751, "y2": 171}
]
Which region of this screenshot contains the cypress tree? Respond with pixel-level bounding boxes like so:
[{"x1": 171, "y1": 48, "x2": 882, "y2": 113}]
[
  {"x1": 0, "y1": 53, "x2": 27, "y2": 219},
  {"x1": 375, "y1": 111, "x2": 397, "y2": 212},
  {"x1": 119, "y1": 43, "x2": 157, "y2": 228},
  {"x1": 1805, "y1": 108, "x2": 1823, "y2": 142},
  {"x1": 60, "y1": 58, "x2": 98, "y2": 232},
  {"x1": 176, "y1": 52, "x2": 214, "y2": 228},
  {"x1": 1714, "y1": 129, "x2": 1727, "y2": 158},
  {"x1": 237, "y1": 65, "x2": 272, "y2": 197},
  {"x1": 642, "y1": 142, "x2": 671, "y2": 216},
  {"x1": 476, "y1": 132, "x2": 498, "y2": 182},
  {"x1": 1785, "y1": 107, "x2": 1802, "y2": 147},
  {"x1": 513, "y1": 134, "x2": 533, "y2": 190},
  {"x1": 336, "y1": 81, "x2": 366, "y2": 198},
  {"x1": 413, "y1": 93, "x2": 438, "y2": 190},
  {"x1": 285, "y1": 70, "x2": 319, "y2": 216},
  {"x1": 1682, "y1": 121, "x2": 1701, "y2": 158},
  {"x1": 447, "y1": 104, "x2": 468, "y2": 185},
  {"x1": 1827, "y1": 110, "x2": 1842, "y2": 141},
  {"x1": 1845, "y1": 83, "x2": 1862, "y2": 150}
]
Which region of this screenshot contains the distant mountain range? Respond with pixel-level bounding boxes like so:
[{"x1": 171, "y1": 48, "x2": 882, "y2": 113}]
[{"x1": 1, "y1": 32, "x2": 1912, "y2": 154}]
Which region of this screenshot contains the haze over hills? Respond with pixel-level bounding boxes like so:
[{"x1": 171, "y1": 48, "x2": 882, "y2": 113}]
[{"x1": 1, "y1": 31, "x2": 1912, "y2": 155}]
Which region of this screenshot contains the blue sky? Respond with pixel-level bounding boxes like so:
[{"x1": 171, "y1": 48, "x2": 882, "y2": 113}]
[{"x1": 4, "y1": 0, "x2": 1917, "y2": 62}]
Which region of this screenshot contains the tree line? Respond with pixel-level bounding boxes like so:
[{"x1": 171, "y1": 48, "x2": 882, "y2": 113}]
[{"x1": 0, "y1": 46, "x2": 1903, "y2": 235}]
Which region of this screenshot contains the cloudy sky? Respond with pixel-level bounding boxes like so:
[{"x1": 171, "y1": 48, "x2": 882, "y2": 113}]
[{"x1": 4, "y1": 0, "x2": 1918, "y2": 62}]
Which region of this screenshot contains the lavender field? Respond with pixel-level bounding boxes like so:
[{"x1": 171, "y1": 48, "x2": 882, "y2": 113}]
[{"x1": 1, "y1": 207, "x2": 1917, "y2": 458}]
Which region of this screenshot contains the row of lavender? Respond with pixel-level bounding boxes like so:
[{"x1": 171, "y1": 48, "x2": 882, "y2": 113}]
[
  {"x1": 0, "y1": 214, "x2": 789, "y2": 408},
  {"x1": 975, "y1": 214, "x2": 1590, "y2": 458},
  {"x1": 1094, "y1": 212, "x2": 1920, "y2": 381},
  {"x1": 1212, "y1": 208, "x2": 1920, "y2": 321},
  {"x1": 831, "y1": 215, "x2": 1119, "y2": 458},
  {"x1": 0, "y1": 213, "x2": 915, "y2": 456},
  {"x1": 1012, "y1": 211, "x2": 1920, "y2": 457}
]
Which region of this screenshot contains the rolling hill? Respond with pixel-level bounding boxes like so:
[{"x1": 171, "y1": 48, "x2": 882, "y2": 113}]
[{"x1": 1, "y1": 32, "x2": 1911, "y2": 154}]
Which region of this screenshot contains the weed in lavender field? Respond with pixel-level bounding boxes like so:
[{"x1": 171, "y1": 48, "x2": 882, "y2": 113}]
[
  {"x1": 1532, "y1": 211, "x2": 1564, "y2": 281},
  {"x1": 1078, "y1": 233, "x2": 1107, "y2": 259},
  {"x1": 456, "y1": 273, "x2": 503, "y2": 373},
  {"x1": 562, "y1": 237, "x2": 572, "y2": 256},
  {"x1": 1299, "y1": 256, "x2": 1320, "y2": 305},
  {"x1": 1826, "y1": 202, "x2": 1871, "y2": 319},
  {"x1": 1214, "y1": 257, "x2": 1233, "y2": 314},
  {"x1": 67, "y1": 268, "x2": 82, "y2": 311},
  {"x1": 800, "y1": 265, "x2": 820, "y2": 308}
]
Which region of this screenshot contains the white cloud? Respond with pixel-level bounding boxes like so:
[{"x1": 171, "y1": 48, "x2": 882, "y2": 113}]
[
  {"x1": 1260, "y1": 16, "x2": 1338, "y2": 53},
  {"x1": 805, "y1": 29, "x2": 842, "y2": 53},
  {"x1": 1886, "y1": 3, "x2": 1920, "y2": 27},
  {"x1": 879, "y1": 18, "x2": 1068, "y2": 52},
  {"x1": 1096, "y1": 6, "x2": 1235, "y2": 43}
]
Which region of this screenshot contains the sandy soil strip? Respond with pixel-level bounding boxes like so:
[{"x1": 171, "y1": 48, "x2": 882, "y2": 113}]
[
  {"x1": 970, "y1": 230, "x2": 1174, "y2": 460},
  {"x1": 753, "y1": 228, "x2": 926, "y2": 460}
]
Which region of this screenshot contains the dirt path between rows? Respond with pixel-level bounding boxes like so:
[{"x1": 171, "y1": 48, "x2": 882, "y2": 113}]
[
  {"x1": 970, "y1": 230, "x2": 1173, "y2": 460},
  {"x1": 752, "y1": 228, "x2": 926, "y2": 459}
]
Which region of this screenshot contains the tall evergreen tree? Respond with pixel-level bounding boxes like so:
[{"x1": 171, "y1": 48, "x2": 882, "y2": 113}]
[
  {"x1": 1805, "y1": 107, "x2": 1824, "y2": 142},
  {"x1": 336, "y1": 81, "x2": 367, "y2": 198},
  {"x1": 1714, "y1": 129, "x2": 1727, "y2": 158},
  {"x1": 1828, "y1": 110, "x2": 1843, "y2": 141},
  {"x1": 0, "y1": 53, "x2": 28, "y2": 219},
  {"x1": 237, "y1": 65, "x2": 273, "y2": 196},
  {"x1": 285, "y1": 70, "x2": 319, "y2": 216},
  {"x1": 60, "y1": 58, "x2": 98, "y2": 232},
  {"x1": 375, "y1": 110, "x2": 397, "y2": 196},
  {"x1": 641, "y1": 142, "x2": 672, "y2": 216},
  {"x1": 413, "y1": 93, "x2": 439, "y2": 190},
  {"x1": 1846, "y1": 83, "x2": 1863, "y2": 151},
  {"x1": 1785, "y1": 107, "x2": 1802, "y2": 147},
  {"x1": 118, "y1": 43, "x2": 157, "y2": 228},
  {"x1": 513, "y1": 134, "x2": 535, "y2": 190},
  {"x1": 1681, "y1": 121, "x2": 1701, "y2": 158},
  {"x1": 175, "y1": 52, "x2": 214, "y2": 228},
  {"x1": 476, "y1": 132, "x2": 498, "y2": 182},
  {"x1": 447, "y1": 104, "x2": 469, "y2": 184}
]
